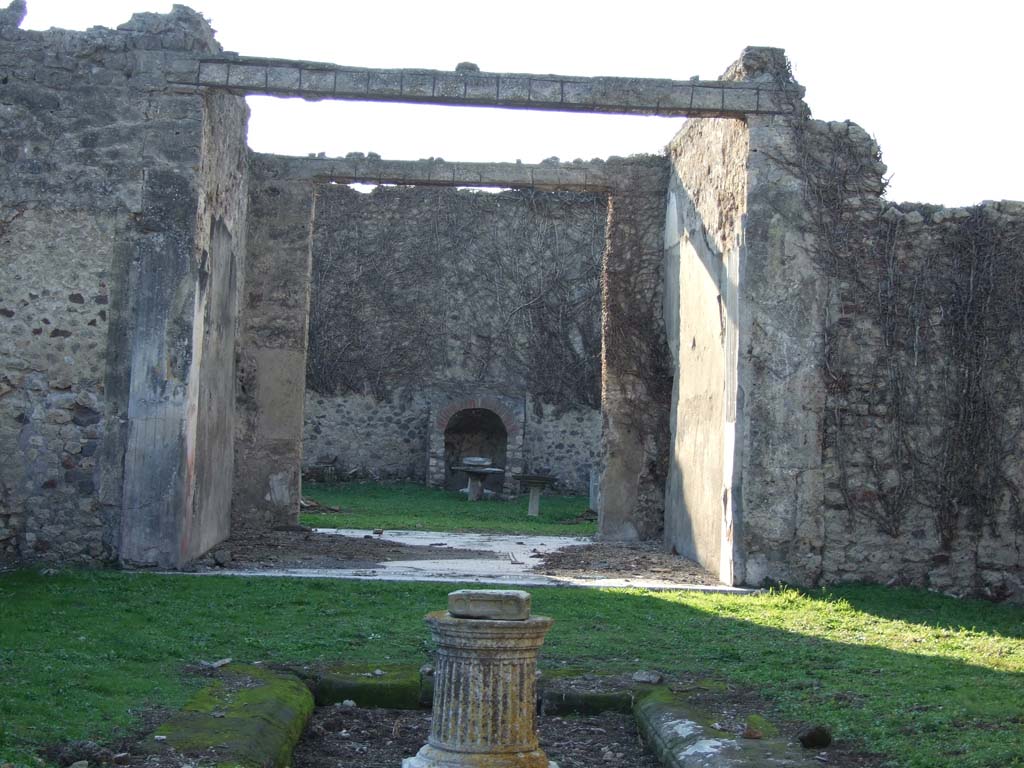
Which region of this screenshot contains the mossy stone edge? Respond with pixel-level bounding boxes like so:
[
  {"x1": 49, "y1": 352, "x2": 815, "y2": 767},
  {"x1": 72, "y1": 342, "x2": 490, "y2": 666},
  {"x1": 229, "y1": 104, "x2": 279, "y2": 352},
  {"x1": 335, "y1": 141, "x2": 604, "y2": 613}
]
[
  {"x1": 634, "y1": 687, "x2": 819, "y2": 767},
  {"x1": 148, "y1": 664, "x2": 314, "y2": 768}
]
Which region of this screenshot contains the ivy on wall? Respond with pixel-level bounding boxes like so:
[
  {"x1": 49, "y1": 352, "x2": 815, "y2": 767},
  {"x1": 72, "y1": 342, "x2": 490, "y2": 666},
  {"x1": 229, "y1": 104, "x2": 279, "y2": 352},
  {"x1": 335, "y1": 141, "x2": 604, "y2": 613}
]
[
  {"x1": 306, "y1": 185, "x2": 606, "y2": 408},
  {"x1": 781, "y1": 104, "x2": 1024, "y2": 549}
]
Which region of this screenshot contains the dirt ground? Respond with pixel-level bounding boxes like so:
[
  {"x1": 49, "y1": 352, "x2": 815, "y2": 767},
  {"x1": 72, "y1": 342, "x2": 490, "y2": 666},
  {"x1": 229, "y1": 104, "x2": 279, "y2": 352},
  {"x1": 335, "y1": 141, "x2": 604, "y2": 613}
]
[
  {"x1": 188, "y1": 527, "x2": 721, "y2": 588},
  {"x1": 290, "y1": 668, "x2": 885, "y2": 768},
  {"x1": 535, "y1": 540, "x2": 721, "y2": 585},
  {"x1": 189, "y1": 528, "x2": 501, "y2": 571},
  {"x1": 293, "y1": 706, "x2": 660, "y2": 768}
]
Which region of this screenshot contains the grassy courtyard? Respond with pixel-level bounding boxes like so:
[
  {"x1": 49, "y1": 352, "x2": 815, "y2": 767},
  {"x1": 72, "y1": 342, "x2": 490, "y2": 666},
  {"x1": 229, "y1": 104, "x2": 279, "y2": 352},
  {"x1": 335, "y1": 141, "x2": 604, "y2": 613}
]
[
  {"x1": 1, "y1": 571, "x2": 1022, "y2": 768},
  {"x1": 301, "y1": 480, "x2": 596, "y2": 535}
]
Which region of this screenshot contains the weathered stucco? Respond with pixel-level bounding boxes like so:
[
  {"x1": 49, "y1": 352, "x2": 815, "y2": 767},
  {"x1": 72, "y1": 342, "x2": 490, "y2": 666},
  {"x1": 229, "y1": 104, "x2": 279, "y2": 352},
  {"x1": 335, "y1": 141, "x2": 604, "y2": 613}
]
[
  {"x1": 232, "y1": 155, "x2": 313, "y2": 532},
  {"x1": 663, "y1": 116, "x2": 748, "y2": 582}
]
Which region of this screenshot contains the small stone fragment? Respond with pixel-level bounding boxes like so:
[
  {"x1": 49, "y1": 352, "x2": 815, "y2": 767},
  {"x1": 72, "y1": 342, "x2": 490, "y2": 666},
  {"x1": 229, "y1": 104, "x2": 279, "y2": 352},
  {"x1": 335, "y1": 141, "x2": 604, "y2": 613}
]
[
  {"x1": 199, "y1": 657, "x2": 232, "y2": 668},
  {"x1": 631, "y1": 669, "x2": 663, "y2": 684},
  {"x1": 798, "y1": 724, "x2": 832, "y2": 749},
  {"x1": 342, "y1": 699, "x2": 356, "y2": 708},
  {"x1": 213, "y1": 549, "x2": 232, "y2": 567},
  {"x1": 447, "y1": 589, "x2": 531, "y2": 620},
  {"x1": 69, "y1": 762, "x2": 88, "y2": 768}
]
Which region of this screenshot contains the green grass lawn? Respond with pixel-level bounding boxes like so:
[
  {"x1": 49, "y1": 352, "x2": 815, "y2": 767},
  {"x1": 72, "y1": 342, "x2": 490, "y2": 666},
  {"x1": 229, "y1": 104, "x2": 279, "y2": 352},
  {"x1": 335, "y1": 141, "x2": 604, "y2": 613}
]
[
  {"x1": 2, "y1": 572, "x2": 1022, "y2": 768},
  {"x1": 301, "y1": 481, "x2": 596, "y2": 535}
]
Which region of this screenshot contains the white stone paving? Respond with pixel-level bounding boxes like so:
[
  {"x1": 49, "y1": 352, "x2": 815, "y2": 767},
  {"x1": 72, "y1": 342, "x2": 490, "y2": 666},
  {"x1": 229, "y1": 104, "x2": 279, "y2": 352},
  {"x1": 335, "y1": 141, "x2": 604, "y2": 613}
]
[{"x1": 184, "y1": 529, "x2": 756, "y2": 593}]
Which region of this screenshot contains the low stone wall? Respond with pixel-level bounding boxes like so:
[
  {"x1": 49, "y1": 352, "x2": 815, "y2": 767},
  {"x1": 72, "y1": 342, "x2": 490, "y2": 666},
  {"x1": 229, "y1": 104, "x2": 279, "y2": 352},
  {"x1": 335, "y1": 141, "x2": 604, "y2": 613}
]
[
  {"x1": 523, "y1": 402, "x2": 602, "y2": 495},
  {"x1": 303, "y1": 391, "x2": 431, "y2": 482}
]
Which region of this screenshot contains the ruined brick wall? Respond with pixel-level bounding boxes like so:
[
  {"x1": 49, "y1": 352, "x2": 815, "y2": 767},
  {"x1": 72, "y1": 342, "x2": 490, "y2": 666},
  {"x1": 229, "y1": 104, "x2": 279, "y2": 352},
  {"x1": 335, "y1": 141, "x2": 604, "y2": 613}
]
[
  {"x1": 0, "y1": 8, "x2": 248, "y2": 566},
  {"x1": 301, "y1": 184, "x2": 605, "y2": 493}
]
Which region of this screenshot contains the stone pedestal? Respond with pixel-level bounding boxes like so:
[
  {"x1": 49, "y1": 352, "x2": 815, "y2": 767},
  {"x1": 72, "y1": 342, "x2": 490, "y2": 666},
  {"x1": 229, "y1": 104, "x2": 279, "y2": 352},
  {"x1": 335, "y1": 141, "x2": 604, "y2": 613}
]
[
  {"x1": 513, "y1": 474, "x2": 554, "y2": 517},
  {"x1": 404, "y1": 606, "x2": 554, "y2": 768}
]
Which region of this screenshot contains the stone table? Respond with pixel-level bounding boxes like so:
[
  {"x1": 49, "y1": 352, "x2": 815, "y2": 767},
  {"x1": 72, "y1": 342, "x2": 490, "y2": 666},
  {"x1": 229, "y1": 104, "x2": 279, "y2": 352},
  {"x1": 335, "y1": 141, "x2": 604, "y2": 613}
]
[
  {"x1": 452, "y1": 465, "x2": 505, "y2": 501},
  {"x1": 512, "y1": 474, "x2": 555, "y2": 517}
]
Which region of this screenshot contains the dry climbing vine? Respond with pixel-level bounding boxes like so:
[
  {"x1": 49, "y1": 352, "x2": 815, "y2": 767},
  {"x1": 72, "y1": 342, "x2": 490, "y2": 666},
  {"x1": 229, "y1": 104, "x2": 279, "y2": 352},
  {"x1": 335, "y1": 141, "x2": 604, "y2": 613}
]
[
  {"x1": 306, "y1": 185, "x2": 605, "y2": 409},
  {"x1": 771, "y1": 67, "x2": 1024, "y2": 547}
]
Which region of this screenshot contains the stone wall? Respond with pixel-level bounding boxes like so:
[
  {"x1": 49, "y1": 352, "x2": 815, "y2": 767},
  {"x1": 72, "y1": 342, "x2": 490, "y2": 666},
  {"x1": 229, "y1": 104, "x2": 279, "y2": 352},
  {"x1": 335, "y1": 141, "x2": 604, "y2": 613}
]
[
  {"x1": 303, "y1": 391, "x2": 431, "y2": 482},
  {"x1": 0, "y1": 6, "x2": 248, "y2": 566},
  {"x1": 660, "y1": 48, "x2": 1024, "y2": 600},
  {"x1": 307, "y1": 183, "x2": 606, "y2": 403},
  {"x1": 232, "y1": 156, "x2": 313, "y2": 531},
  {"x1": 663, "y1": 116, "x2": 748, "y2": 583},
  {"x1": 599, "y1": 157, "x2": 672, "y2": 540},
  {"x1": 794, "y1": 119, "x2": 1024, "y2": 598},
  {"x1": 301, "y1": 183, "x2": 606, "y2": 494},
  {"x1": 523, "y1": 400, "x2": 602, "y2": 495}
]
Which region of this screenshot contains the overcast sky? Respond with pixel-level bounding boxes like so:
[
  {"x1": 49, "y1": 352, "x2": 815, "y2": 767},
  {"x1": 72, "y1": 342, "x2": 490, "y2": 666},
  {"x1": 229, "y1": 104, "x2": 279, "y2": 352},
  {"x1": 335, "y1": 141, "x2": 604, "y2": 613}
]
[{"x1": 22, "y1": 0, "x2": 1024, "y2": 207}]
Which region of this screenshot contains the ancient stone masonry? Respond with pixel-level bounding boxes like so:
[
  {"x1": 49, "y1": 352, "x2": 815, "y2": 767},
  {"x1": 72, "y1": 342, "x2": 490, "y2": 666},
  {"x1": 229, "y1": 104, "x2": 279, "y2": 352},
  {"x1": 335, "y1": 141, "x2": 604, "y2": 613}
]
[
  {"x1": 4, "y1": 2, "x2": 1021, "y2": 599},
  {"x1": 258, "y1": 152, "x2": 670, "y2": 519},
  {"x1": 660, "y1": 46, "x2": 1024, "y2": 599},
  {"x1": 789, "y1": 122, "x2": 1024, "y2": 599},
  {"x1": 0, "y1": 5, "x2": 247, "y2": 566},
  {"x1": 300, "y1": 183, "x2": 605, "y2": 494}
]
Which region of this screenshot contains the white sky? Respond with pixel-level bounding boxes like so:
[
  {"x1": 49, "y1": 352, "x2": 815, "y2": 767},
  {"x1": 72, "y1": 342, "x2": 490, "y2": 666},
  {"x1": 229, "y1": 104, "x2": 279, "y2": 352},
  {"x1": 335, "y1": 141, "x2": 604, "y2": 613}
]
[{"x1": 22, "y1": 0, "x2": 1024, "y2": 207}]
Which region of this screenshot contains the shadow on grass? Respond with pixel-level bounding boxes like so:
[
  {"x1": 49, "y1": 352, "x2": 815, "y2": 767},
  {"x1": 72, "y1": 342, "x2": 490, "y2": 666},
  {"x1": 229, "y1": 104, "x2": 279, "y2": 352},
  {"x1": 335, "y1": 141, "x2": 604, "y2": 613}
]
[
  {"x1": 797, "y1": 583, "x2": 1024, "y2": 640},
  {"x1": 1, "y1": 571, "x2": 1022, "y2": 768}
]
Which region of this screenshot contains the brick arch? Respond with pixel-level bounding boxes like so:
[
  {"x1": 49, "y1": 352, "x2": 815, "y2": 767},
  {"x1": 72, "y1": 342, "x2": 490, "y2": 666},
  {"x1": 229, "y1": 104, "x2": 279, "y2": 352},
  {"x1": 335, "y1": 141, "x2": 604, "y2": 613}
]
[{"x1": 435, "y1": 397, "x2": 520, "y2": 436}]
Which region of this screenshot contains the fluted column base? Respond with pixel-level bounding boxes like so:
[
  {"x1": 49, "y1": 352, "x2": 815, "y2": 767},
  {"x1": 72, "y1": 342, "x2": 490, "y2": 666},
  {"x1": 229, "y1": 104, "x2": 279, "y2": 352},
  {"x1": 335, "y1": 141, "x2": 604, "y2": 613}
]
[{"x1": 402, "y1": 743, "x2": 557, "y2": 768}]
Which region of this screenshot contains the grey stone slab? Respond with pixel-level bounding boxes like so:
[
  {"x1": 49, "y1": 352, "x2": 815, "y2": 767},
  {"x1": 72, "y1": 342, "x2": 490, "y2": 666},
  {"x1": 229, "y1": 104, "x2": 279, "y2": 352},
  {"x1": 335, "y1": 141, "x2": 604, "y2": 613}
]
[
  {"x1": 464, "y1": 75, "x2": 497, "y2": 100},
  {"x1": 435, "y1": 74, "x2": 463, "y2": 99},
  {"x1": 691, "y1": 86, "x2": 723, "y2": 111},
  {"x1": 497, "y1": 76, "x2": 531, "y2": 103},
  {"x1": 301, "y1": 69, "x2": 335, "y2": 93},
  {"x1": 335, "y1": 70, "x2": 369, "y2": 95},
  {"x1": 368, "y1": 71, "x2": 402, "y2": 96},
  {"x1": 529, "y1": 78, "x2": 561, "y2": 103},
  {"x1": 447, "y1": 589, "x2": 531, "y2": 620},
  {"x1": 562, "y1": 80, "x2": 594, "y2": 106},
  {"x1": 197, "y1": 61, "x2": 228, "y2": 86},
  {"x1": 227, "y1": 63, "x2": 265, "y2": 88},
  {"x1": 657, "y1": 84, "x2": 693, "y2": 112},
  {"x1": 267, "y1": 66, "x2": 300, "y2": 90},
  {"x1": 756, "y1": 88, "x2": 790, "y2": 112},
  {"x1": 723, "y1": 86, "x2": 759, "y2": 112},
  {"x1": 402, "y1": 73, "x2": 433, "y2": 97}
]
